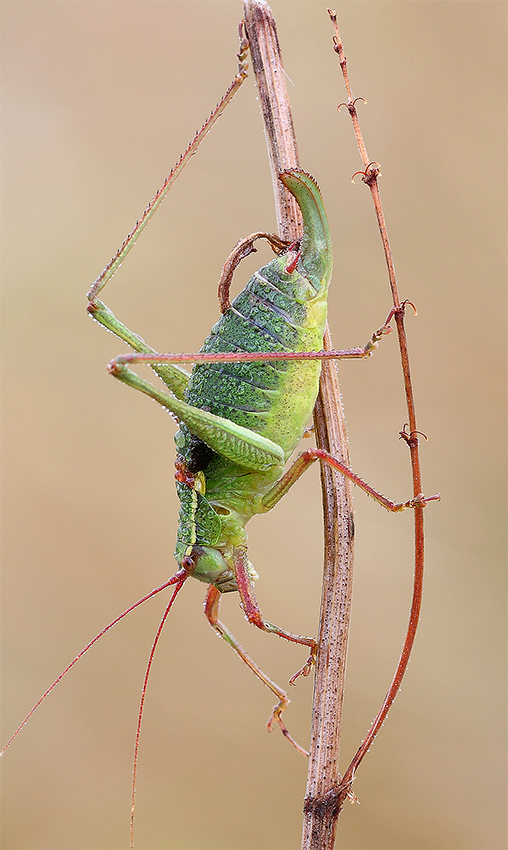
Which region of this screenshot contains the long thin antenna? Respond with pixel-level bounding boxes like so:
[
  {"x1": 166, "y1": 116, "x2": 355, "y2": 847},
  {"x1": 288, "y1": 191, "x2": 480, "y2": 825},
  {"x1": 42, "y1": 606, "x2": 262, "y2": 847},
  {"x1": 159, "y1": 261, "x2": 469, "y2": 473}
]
[
  {"x1": 1, "y1": 573, "x2": 187, "y2": 758},
  {"x1": 130, "y1": 578, "x2": 187, "y2": 850}
]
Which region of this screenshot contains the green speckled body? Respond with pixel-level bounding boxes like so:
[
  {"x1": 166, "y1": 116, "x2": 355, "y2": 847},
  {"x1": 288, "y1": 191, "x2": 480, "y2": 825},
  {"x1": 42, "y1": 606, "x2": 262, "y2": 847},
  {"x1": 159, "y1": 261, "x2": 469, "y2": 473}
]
[{"x1": 173, "y1": 171, "x2": 332, "y2": 592}]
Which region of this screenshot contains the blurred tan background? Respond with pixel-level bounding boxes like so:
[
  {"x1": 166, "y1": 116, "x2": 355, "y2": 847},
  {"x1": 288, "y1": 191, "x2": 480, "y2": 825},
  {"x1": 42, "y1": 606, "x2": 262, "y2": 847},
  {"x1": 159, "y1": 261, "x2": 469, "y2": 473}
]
[{"x1": 1, "y1": 2, "x2": 506, "y2": 849}]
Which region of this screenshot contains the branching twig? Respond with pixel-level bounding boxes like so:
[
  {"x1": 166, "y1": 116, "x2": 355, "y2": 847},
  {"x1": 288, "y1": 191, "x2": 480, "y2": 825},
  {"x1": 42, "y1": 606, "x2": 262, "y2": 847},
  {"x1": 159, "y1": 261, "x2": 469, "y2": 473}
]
[{"x1": 328, "y1": 6, "x2": 432, "y2": 806}]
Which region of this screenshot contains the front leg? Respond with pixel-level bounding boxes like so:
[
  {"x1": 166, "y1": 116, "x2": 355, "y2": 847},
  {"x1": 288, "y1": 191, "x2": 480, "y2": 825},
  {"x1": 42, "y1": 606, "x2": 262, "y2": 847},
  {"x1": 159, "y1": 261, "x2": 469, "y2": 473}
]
[
  {"x1": 204, "y1": 585, "x2": 308, "y2": 756},
  {"x1": 233, "y1": 546, "x2": 317, "y2": 684}
]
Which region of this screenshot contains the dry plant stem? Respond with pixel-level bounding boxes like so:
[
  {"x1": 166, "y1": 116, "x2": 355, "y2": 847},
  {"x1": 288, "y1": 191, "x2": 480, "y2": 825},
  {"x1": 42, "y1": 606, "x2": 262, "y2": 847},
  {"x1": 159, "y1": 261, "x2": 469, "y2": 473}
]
[
  {"x1": 243, "y1": 1, "x2": 302, "y2": 239},
  {"x1": 243, "y1": 3, "x2": 354, "y2": 850},
  {"x1": 328, "y1": 8, "x2": 427, "y2": 799}
]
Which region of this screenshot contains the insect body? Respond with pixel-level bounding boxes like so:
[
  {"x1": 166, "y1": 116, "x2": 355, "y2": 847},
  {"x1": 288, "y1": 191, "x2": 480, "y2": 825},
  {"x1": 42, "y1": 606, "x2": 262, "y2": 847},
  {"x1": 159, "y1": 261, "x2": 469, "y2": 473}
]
[{"x1": 173, "y1": 170, "x2": 331, "y2": 592}]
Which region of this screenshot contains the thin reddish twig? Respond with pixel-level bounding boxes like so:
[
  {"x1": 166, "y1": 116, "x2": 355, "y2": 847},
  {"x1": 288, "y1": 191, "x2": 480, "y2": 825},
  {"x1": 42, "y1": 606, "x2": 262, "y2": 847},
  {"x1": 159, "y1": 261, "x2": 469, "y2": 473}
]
[{"x1": 327, "y1": 8, "x2": 435, "y2": 800}]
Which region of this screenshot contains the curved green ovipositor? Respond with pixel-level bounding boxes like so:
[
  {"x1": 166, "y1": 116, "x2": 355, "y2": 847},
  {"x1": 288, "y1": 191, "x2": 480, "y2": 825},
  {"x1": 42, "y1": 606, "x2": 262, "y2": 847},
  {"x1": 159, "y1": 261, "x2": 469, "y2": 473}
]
[{"x1": 278, "y1": 170, "x2": 333, "y2": 294}]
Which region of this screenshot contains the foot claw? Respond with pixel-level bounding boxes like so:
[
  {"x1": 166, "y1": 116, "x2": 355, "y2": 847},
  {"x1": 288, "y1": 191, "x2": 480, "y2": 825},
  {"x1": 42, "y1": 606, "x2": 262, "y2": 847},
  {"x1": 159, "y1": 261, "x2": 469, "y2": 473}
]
[
  {"x1": 289, "y1": 648, "x2": 317, "y2": 686},
  {"x1": 410, "y1": 492, "x2": 441, "y2": 508},
  {"x1": 267, "y1": 706, "x2": 308, "y2": 757},
  {"x1": 266, "y1": 699, "x2": 287, "y2": 733}
]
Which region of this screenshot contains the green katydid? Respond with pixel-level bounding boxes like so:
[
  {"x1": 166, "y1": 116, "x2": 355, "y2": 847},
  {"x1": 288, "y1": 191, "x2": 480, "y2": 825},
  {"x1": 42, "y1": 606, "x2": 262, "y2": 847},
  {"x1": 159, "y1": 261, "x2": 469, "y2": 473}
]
[
  {"x1": 1, "y1": 27, "x2": 438, "y2": 843},
  {"x1": 86, "y1": 164, "x2": 433, "y2": 758}
]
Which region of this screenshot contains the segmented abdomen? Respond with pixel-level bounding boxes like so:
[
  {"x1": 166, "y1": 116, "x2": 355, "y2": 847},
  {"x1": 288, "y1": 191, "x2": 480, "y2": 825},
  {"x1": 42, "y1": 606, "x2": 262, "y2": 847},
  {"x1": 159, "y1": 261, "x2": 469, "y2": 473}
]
[{"x1": 184, "y1": 253, "x2": 326, "y2": 458}]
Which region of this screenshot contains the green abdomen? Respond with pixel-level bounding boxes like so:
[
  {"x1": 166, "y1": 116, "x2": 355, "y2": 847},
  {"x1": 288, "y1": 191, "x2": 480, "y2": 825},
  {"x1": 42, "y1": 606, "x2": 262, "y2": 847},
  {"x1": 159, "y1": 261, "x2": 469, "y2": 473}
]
[{"x1": 184, "y1": 254, "x2": 327, "y2": 459}]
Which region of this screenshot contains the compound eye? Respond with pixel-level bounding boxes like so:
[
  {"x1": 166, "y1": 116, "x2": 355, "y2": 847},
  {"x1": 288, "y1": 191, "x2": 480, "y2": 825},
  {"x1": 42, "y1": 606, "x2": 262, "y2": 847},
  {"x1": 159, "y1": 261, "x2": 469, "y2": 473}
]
[{"x1": 181, "y1": 546, "x2": 202, "y2": 573}]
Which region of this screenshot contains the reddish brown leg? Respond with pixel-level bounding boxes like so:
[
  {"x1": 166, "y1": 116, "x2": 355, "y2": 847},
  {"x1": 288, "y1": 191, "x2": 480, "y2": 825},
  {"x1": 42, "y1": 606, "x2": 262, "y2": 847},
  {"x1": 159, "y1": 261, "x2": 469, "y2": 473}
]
[
  {"x1": 217, "y1": 232, "x2": 288, "y2": 313},
  {"x1": 204, "y1": 585, "x2": 308, "y2": 756},
  {"x1": 262, "y1": 447, "x2": 440, "y2": 513},
  {"x1": 232, "y1": 547, "x2": 317, "y2": 684}
]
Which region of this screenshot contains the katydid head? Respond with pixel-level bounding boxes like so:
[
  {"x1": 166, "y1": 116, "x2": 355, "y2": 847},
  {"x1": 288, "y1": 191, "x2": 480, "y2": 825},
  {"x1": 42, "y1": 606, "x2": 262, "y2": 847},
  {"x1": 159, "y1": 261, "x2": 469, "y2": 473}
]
[{"x1": 176, "y1": 542, "x2": 238, "y2": 592}]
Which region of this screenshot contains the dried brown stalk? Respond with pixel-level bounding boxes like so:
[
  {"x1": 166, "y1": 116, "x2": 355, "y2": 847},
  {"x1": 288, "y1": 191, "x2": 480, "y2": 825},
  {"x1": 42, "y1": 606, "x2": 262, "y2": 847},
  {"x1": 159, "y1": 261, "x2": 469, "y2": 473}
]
[{"x1": 243, "y1": 3, "x2": 354, "y2": 849}]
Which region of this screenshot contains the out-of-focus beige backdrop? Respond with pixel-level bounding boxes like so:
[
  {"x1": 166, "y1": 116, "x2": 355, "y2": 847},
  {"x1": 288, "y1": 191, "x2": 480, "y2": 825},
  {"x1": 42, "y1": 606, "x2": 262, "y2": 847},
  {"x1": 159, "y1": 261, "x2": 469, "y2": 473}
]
[{"x1": 1, "y1": 2, "x2": 506, "y2": 849}]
